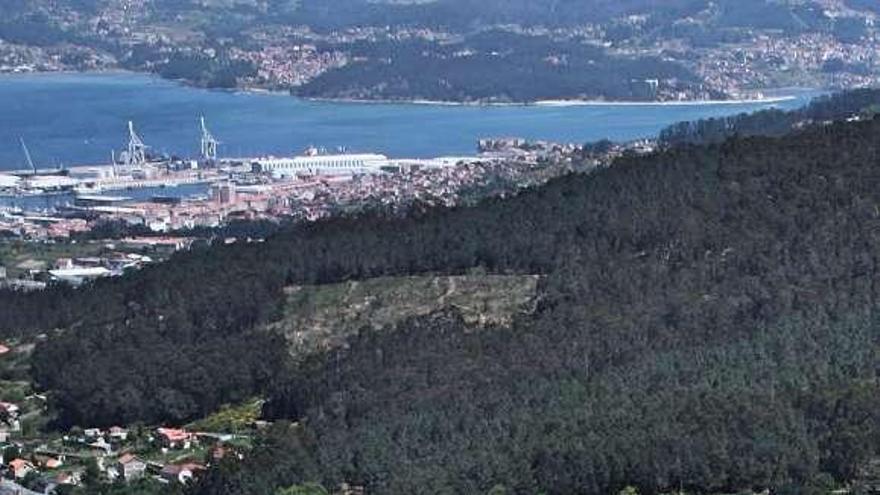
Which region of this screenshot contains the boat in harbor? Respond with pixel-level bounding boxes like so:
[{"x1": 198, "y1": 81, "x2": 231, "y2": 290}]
[{"x1": 73, "y1": 184, "x2": 103, "y2": 195}]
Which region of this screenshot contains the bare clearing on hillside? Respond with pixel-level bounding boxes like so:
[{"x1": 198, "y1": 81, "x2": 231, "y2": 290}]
[{"x1": 272, "y1": 274, "x2": 540, "y2": 354}]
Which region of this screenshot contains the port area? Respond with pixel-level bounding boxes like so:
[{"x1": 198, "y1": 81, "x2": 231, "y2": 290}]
[
  {"x1": 0, "y1": 151, "x2": 498, "y2": 238},
  {"x1": 0, "y1": 135, "x2": 639, "y2": 289}
]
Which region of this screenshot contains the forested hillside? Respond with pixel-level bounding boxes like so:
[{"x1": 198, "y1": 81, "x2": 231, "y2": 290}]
[
  {"x1": 262, "y1": 0, "x2": 859, "y2": 31},
  {"x1": 249, "y1": 118, "x2": 880, "y2": 495},
  {"x1": 5, "y1": 0, "x2": 878, "y2": 103},
  {"x1": 7, "y1": 0, "x2": 857, "y2": 32},
  {"x1": 297, "y1": 32, "x2": 701, "y2": 102},
  {"x1": 2, "y1": 105, "x2": 880, "y2": 493},
  {"x1": 659, "y1": 87, "x2": 880, "y2": 146}
]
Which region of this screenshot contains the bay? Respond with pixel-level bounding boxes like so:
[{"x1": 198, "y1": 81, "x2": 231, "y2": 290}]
[{"x1": 0, "y1": 72, "x2": 819, "y2": 170}]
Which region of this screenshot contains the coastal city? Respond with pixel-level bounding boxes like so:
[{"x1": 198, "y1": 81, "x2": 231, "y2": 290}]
[{"x1": 0, "y1": 119, "x2": 614, "y2": 291}]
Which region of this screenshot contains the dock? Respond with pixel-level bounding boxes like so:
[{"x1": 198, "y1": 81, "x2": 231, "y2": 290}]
[{"x1": 78, "y1": 175, "x2": 213, "y2": 192}]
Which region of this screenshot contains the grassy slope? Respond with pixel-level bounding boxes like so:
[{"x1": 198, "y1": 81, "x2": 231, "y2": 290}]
[{"x1": 269, "y1": 274, "x2": 540, "y2": 355}]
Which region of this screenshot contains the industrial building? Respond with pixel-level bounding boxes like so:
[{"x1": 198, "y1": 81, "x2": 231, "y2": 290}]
[
  {"x1": 252, "y1": 153, "x2": 391, "y2": 177},
  {"x1": 74, "y1": 195, "x2": 130, "y2": 208},
  {"x1": 0, "y1": 175, "x2": 20, "y2": 189},
  {"x1": 22, "y1": 175, "x2": 80, "y2": 192},
  {"x1": 48, "y1": 266, "x2": 112, "y2": 285}
]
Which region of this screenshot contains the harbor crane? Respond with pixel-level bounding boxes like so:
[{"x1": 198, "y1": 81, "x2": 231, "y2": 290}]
[
  {"x1": 19, "y1": 137, "x2": 36, "y2": 175},
  {"x1": 200, "y1": 116, "x2": 219, "y2": 161},
  {"x1": 126, "y1": 121, "x2": 147, "y2": 166}
]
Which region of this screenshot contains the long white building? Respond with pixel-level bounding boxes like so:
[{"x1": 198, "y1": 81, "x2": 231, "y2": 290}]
[
  {"x1": 252, "y1": 153, "x2": 391, "y2": 177},
  {"x1": 0, "y1": 174, "x2": 20, "y2": 189}
]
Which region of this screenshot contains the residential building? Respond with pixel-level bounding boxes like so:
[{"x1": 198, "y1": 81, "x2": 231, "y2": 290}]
[
  {"x1": 160, "y1": 462, "x2": 205, "y2": 484},
  {"x1": 116, "y1": 454, "x2": 146, "y2": 481},
  {"x1": 8, "y1": 458, "x2": 34, "y2": 479},
  {"x1": 108, "y1": 426, "x2": 129, "y2": 442},
  {"x1": 155, "y1": 428, "x2": 193, "y2": 449}
]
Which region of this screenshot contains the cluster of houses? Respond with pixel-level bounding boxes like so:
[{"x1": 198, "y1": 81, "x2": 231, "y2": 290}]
[{"x1": 1, "y1": 424, "x2": 236, "y2": 492}]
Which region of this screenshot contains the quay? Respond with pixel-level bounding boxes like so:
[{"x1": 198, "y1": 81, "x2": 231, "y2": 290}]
[{"x1": 76, "y1": 175, "x2": 214, "y2": 193}]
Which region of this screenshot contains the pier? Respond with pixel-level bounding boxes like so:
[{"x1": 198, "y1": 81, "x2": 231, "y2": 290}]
[{"x1": 77, "y1": 175, "x2": 213, "y2": 193}]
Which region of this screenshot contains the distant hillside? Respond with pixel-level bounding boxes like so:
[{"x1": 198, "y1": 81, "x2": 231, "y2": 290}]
[
  {"x1": 16, "y1": 0, "x2": 868, "y2": 31},
  {"x1": 3, "y1": 0, "x2": 878, "y2": 103},
  {"x1": 279, "y1": 0, "x2": 695, "y2": 28},
  {"x1": 257, "y1": 0, "x2": 872, "y2": 31},
  {"x1": 296, "y1": 31, "x2": 703, "y2": 102}
]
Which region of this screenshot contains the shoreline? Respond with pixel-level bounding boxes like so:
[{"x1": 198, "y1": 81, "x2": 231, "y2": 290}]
[
  {"x1": 0, "y1": 69, "x2": 807, "y2": 108},
  {"x1": 532, "y1": 95, "x2": 797, "y2": 107},
  {"x1": 303, "y1": 94, "x2": 798, "y2": 108}
]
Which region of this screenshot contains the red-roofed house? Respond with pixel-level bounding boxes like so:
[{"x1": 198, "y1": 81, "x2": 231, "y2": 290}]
[
  {"x1": 8, "y1": 458, "x2": 34, "y2": 479},
  {"x1": 156, "y1": 428, "x2": 194, "y2": 449},
  {"x1": 39, "y1": 456, "x2": 63, "y2": 469}
]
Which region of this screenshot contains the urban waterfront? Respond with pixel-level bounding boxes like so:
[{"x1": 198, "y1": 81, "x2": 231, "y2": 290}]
[
  {"x1": 0, "y1": 72, "x2": 820, "y2": 169},
  {"x1": 0, "y1": 183, "x2": 210, "y2": 211}
]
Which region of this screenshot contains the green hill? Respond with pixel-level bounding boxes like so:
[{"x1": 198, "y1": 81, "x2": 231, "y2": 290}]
[{"x1": 8, "y1": 95, "x2": 880, "y2": 493}]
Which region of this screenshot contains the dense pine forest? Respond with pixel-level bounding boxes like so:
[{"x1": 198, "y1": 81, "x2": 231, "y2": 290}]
[
  {"x1": 222, "y1": 118, "x2": 880, "y2": 495},
  {"x1": 6, "y1": 97, "x2": 880, "y2": 493},
  {"x1": 296, "y1": 32, "x2": 701, "y2": 102},
  {"x1": 659, "y1": 87, "x2": 880, "y2": 146}
]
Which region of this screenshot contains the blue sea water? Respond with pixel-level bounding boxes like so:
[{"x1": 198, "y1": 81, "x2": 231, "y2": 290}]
[{"x1": 0, "y1": 72, "x2": 820, "y2": 170}]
